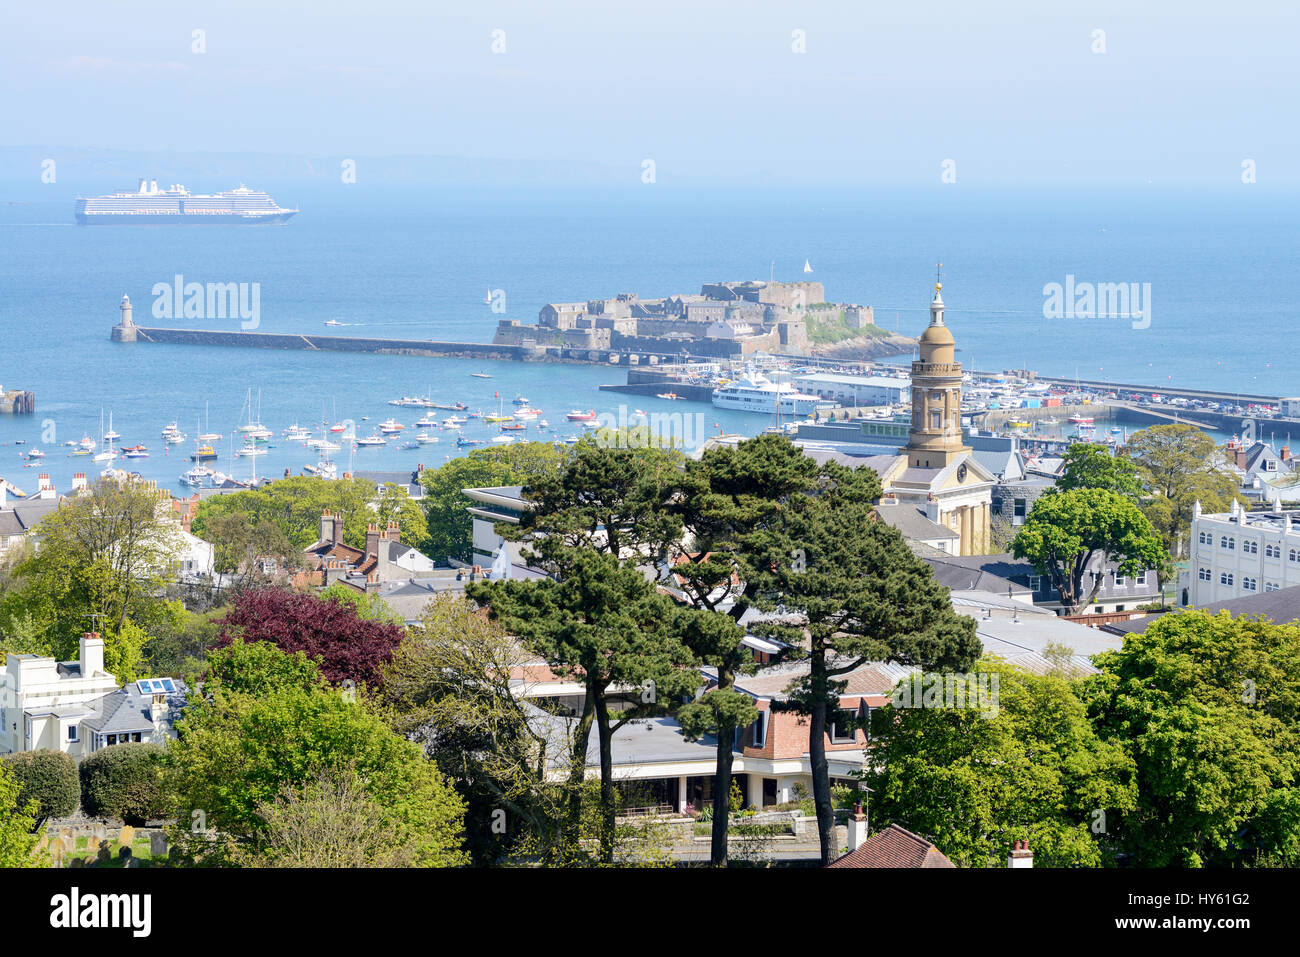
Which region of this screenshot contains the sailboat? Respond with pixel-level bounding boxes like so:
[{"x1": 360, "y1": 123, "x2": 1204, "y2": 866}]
[
  {"x1": 102, "y1": 412, "x2": 120, "y2": 442},
  {"x1": 484, "y1": 393, "x2": 513, "y2": 424},
  {"x1": 803, "y1": 259, "x2": 813, "y2": 273},
  {"x1": 92, "y1": 410, "x2": 118, "y2": 463},
  {"x1": 199, "y1": 401, "x2": 223, "y2": 443}
]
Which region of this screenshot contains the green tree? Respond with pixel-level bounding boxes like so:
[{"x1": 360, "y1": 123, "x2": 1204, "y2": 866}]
[
  {"x1": 1082, "y1": 610, "x2": 1300, "y2": 866},
  {"x1": 79, "y1": 742, "x2": 169, "y2": 825},
  {"x1": 1012, "y1": 488, "x2": 1168, "y2": 615},
  {"x1": 1058, "y1": 443, "x2": 1143, "y2": 499},
  {"x1": 376, "y1": 593, "x2": 568, "y2": 865},
  {"x1": 419, "y1": 442, "x2": 565, "y2": 562},
  {"x1": 1, "y1": 750, "x2": 80, "y2": 823},
  {"x1": 0, "y1": 476, "x2": 184, "y2": 668},
  {"x1": 750, "y1": 459, "x2": 982, "y2": 865},
  {"x1": 319, "y1": 581, "x2": 404, "y2": 625},
  {"x1": 0, "y1": 761, "x2": 47, "y2": 867},
  {"x1": 669, "y1": 433, "x2": 820, "y2": 865},
  {"x1": 864, "y1": 659, "x2": 1137, "y2": 866},
  {"x1": 167, "y1": 641, "x2": 466, "y2": 867},
  {"x1": 1127, "y1": 425, "x2": 1241, "y2": 557},
  {"x1": 468, "y1": 550, "x2": 699, "y2": 864}
]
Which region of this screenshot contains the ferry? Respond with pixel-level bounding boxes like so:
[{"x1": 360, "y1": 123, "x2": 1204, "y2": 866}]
[
  {"x1": 75, "y1": 180, "x2": 297, "y2": 225},
  {"x1": 711, "y1": 369, "x2": 835, "y2": 416},
  {"x1": 566, "y1": 409, "x2": 598, "y2": 422}
]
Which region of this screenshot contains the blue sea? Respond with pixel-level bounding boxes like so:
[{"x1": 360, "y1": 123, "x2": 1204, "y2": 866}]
[{"x1": 1, "y1": 184, "x2": 1296, "y2": 495}]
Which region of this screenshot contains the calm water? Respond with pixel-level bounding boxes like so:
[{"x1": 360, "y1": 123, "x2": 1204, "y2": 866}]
[{"x1": 1, "y1": 184, "x2": 1296, "y2": 494}]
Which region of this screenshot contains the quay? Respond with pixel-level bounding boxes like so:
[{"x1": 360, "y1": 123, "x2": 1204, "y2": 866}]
[{"x1": 0, "y1": 387, "x2": 35, "y2": 414}]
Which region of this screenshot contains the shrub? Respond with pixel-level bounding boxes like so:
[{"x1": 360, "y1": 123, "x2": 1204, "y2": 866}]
[
  {"x1": 0, "y1": 750, "x2": 79, "y2": 820},
  {"x1": 79, "y1": 743, "x2": 169, "y2": 825}
]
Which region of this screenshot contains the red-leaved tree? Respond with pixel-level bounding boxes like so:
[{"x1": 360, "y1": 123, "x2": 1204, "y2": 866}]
[{"x1": 216, "y1": 588, "x2": 405, "y2": 687}]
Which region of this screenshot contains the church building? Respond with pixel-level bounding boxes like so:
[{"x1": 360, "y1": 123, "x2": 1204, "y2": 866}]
[{"x1": 873, "y1": 283, "x2": 994, "y2": 556}]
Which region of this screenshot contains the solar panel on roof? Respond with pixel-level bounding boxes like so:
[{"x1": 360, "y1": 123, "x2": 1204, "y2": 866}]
[{"x1": 160, "y1": 678, "x2": 175, "y2": 693}]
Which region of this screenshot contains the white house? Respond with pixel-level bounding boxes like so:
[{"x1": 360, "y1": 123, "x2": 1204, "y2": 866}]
[
  {"x1": 0, "y1": 633, "x2": 185, "y2": 759},
  {"x1": 1183, "y1": 500, "x2": 1300, "y2": 607}
]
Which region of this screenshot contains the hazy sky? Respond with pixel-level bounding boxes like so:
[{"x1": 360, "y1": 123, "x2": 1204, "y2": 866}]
[{"x1": 3, "y1": 0, "x2": 1297, "y2": 187}]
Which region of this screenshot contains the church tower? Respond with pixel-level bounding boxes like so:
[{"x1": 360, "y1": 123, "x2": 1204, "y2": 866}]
[{"x1": 905, "y1": 283, "x2": 969, "y2": 469}]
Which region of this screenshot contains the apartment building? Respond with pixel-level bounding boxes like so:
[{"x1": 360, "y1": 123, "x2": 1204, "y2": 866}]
[{"x1": 1183, "y1": 500, "x2": 1300, "y2": 607}]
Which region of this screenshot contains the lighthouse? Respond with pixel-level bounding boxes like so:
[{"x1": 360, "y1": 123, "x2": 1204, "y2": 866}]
[{"x1": 113, "y1": 293, "x2": 138, "y2": 342}]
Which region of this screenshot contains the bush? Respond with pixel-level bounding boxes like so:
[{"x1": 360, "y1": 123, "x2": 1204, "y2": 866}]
[
  {"x1": 0, "y1": 750, "x2": 79, "y2": 820},
  {"x1": 79, "y1": 743, "x2": 169, "y2": 825}
]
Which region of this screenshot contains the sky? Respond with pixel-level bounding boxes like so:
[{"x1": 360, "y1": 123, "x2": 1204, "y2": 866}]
[{"x1": 1, "y1": 0, "x2": 1297, "y2": 188}]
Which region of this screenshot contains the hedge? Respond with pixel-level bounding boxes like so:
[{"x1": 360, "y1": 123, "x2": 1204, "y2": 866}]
[
  {"x1": 78, "y1": 743, "x2": 169, "y2": 824},
  {"x1": 0, "y1": 750, "x2": 80, "y2": 820}
]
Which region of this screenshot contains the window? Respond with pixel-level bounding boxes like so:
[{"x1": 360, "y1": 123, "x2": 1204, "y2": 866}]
[
  {"x1": 1014, "y1": 498, "x2": 1027, "y2": 519},
  {"x1": 829, "y1": 715, "x2": 857, "y2": 744},
  {"x1": 66, "y1": 725, "x2": 78, "y2": 743},
  {"x1": 1291, "y1": 549, "x2": 1300, "y2": 564},
  {"x1": 1115, "y1": 573, "x2": 1127, "y2": 586},
  {"x1": 1242, "y1": 577, "x2": 1258, "y2": 592},
  {"x1": 1198, "y1": 531, "x2": 1211, "y2": 545},
  {"x1": 1220, "y1": 572, "x2": 1234, "y2": 586},
  {"x1": 1199, "y1": 567, "x2": 1212, "y2": 581},
  {"x1": 1243, "y1": 540, "x2": 1258, "y2": 555},
  {"x1": 1221, "y1": 536, "x2": 1235, "y2": 550},
  {"x1": 1136, "y1": 571, "x2": 1148, "y2": 586},
  {"x1": 750, "y1": 711, "x2": 768, "y2": 749},
  {"x1": 1266, "y1": 582, "x2": 1280, "y2": 592},
  {"x1": 1266, "y1": 544, "x2": 1281, "y2": 559},
  {"x1": 1028, "y1": 575, "x2": 1042, "y2": 592}
]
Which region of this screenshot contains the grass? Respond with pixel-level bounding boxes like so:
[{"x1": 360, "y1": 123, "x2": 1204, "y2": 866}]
[
  {"x1": 805, "y1": 312, "x2": 892, "y2": 344},
  {"x1": 67, "y1": 835, "x2": 161, "y2": 868}
]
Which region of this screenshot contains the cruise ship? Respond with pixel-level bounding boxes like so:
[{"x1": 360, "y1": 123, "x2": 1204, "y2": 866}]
[
  {"x1": 711, "y1": 369, "x2": 836, "y2": 416},
  {"x1": 74, "y1": 179, "x2": 297, "y2": 224}
]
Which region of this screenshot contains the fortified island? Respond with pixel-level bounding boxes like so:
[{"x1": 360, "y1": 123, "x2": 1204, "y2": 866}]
[{"x1": 493, "y1": 279, "x2": 916, "y2": 360}]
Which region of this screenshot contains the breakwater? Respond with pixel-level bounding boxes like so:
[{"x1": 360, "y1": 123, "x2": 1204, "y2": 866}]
[{"x1": 112, "y1": 324, "x2": 541, "y2": 361}]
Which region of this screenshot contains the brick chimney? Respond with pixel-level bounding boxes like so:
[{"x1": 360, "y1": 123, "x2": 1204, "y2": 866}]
[
  {"x1": 1282, "y1": 446, "x2": 1292, "y2": 463},
  {"x1": 71, "y1": 472, "x2": 88, "y2": 492},
  {"x1": 319, "y1": 509, "x2": 334, "y2": 545},
  {"x1": 846, "y1": 801, "x2": 869, "y2": 853},
  {"x1": 38, "y1": 473, "x2": 53, "y2": 494},
  {"x1": 79, "y1": 632, "x2": 105, "y2": 677},
  {"x1": 365, "y1": 523, "x2": 380, "y2": 559},
  {"x1": 1008, "y1": 839, "x2": 1033, "y2": 868}
]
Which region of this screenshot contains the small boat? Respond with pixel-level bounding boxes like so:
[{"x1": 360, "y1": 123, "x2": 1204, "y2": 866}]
[
  {"x1": 316, "y1": 440, "x2": 342, "y2": 452},
  {"x1": 441, "y1": 419, "x2": 463, "y2": 430},
  {"x1": 1067, "y1": 415, "x2": 1095, "y2": 425},
  {"x1": 180, "y1": 466, "x2": 215, "y2": 488},
  {"x1": 491, "y1": 434, "x2": 516, "y2": 444},
  {"x1": 329, "y1": 422, "x2": 348, "y2": 433},
  {"x1": 1008, "y1": 420, "x2": 1030, "y2": 429},
  {"x1": 78, "y1": 435, "x2": 96, "y2": 452},
  {"x1": 93, "y1": 450, "x2": 117, "y2": 464},
  {"x1": 124, "y1": 448, "x2": 150, "y2": 459},
  {"x1": 471, "y1": 373, "x2": 492, "y2": 379},
  {"x1": 456, "y1": 436, "x2": 483, "y2": 447},
  {"x1": 325, "y1": 319, "x2": 345, "y2": 327},
  {"x1": 190, "y1": 445, "x2": 218, "y2": 462},
  {"x1": 71, "y1": 447, "x2": 90, "y2": 456},
  {"x1": 379, "y1": 420, "x2": 405, "y2": 435},
  {"x1": 355, "y1": 433, "x2": 387, "y2": 447},
  {"x1": 415, "y1": 414, "x2": 438, "y2": 428},
  {"x1": 500, "y1": 423, "x2": 527, "y2": 431},
  {"x1": 415, "y1": 432, "x2": 438, "y2": 444},
  {"x1": 389, "y1": 396, "x2": 424, "y2": 407},
  {"x1": 538, "y1": 419, "x2": 550, "y2": 429},
  {"x1": 26, "y1": 448, "x2": 44, "y2": 460},
  {"x1": 484, "y1": 414, "x2": 513, "y2": 423},
  {"x1": 165, "y1": 431, "x2": 187, "y2": 445},
  {"x1": 566, "y1": 409, "x2": 597, "y2": 421},
  {"x1": 398, "y1": 441, "x2": 421, "y2": 450},
  {"x1": 512, "y1": 395, "x2": 531, "y2": 406},
  {"x1": 283, "y1": 424, "x2": 311, "y2": 442},
  {"x1": 304, "y1": 460, "x2": 338, "y2": 478},
  {"x1": 513, "y1": 407, "x2": 541, "y2": 419},
  {"x1": 120, "y1": 444, "x2": 148, "y2": 453},
  {"x1": 236, "y1": 444, "x2": 267, "y2": 457},
  {"x1": 160, "y1": 422, "x2": 180, "y2": 438},
  {"x1": 656, "y1": 393, "x2": 680, "y2": 400}
]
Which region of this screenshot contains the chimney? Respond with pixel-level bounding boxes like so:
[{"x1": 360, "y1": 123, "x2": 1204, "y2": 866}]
[
  {"x1": 1282, "y1": 446, "x2": 1292, "y2": 463},
  {"x1": 72, "y1": 472, "x2": 88, "y2": 492},
  {"x1": 80, "y1": 632, "x2": 105, "y2": 677},
  {"x1": 320, "y1": 509, "x2": 333, "y2": 545},
  {"x1": 365, "y1": 523, "x2": 380, "y2": 559},
  {"x1": 1008, "y1": 839, "x2": 1033, "y2": 868},
  {"x1": 846, "y1": 801, "x2": 869, "y2": 853},
  {"x1": 38, "y1": 473, "x2": 53, "y2": 494}
]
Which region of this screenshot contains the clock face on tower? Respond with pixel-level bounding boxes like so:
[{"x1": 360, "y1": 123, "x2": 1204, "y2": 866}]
[{"x1": 957, "y1": 463, "x2": 968, "y2": 483}]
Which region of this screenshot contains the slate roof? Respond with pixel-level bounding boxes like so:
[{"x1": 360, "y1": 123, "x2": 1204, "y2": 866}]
[
  {"x1": 1104, "y1": 584, "x2": 1300, "y2": 636},
  {"x1": 875, "y1": 503, "x2": 959, "y2": 542},
  {"x1": 827, "y1": 824, "x2": 956, "y2": 869},
  {"x1": 81, "y1": 680, "x2": 188, "y2": 735},
  {"x1": 924, "y1": 555, "x2": 1031, "y2": 596}
]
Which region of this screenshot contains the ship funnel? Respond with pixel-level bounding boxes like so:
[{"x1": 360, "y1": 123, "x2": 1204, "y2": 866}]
[
  {"x1": 150, "y1": 180, "x2": 158, "y2": 193},
  {"x1": 138, "y1": 178, "x2": 147, "y2": 193}
]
